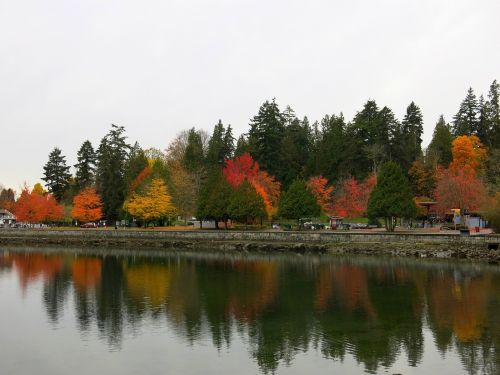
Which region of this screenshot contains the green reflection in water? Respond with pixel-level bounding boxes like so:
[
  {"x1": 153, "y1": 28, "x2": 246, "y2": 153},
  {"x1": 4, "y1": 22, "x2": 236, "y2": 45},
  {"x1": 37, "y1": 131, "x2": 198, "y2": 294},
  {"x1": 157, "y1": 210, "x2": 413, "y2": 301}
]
[{"x1": 1, "y1": 249, "x2": 499, "y2": 374}]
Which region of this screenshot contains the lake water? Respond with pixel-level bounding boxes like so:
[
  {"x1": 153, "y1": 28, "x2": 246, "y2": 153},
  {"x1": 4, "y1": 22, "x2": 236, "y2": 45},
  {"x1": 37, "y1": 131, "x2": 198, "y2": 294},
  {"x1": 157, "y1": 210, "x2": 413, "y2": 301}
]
[{"x1": 0, "y1": 247, "x2": 499, "y2": 375}]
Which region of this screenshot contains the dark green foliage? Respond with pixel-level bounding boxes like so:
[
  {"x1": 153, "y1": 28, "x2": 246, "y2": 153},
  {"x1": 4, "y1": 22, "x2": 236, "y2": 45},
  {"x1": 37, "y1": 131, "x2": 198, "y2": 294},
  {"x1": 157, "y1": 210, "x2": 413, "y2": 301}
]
[
  {"x1": 427, "y1": 116, "x2": 453, "y2": 167},
  {"x1": 74, "y1": 140, "x2": 96, "y2": 191},
  {"x1": 453, "y1": 87, "x2": 479, "y2": 136},
  {"x1": 123, "y1": 142, "x2": 149, "y2": 192},
  {"x1": 234, "y1": 135, "x2": 250, "y2": 157},
  {"x1": 42, "y1": 147, "x2": 71, "y2": 202},
  {"x1": 348, "y1": 101, "x2": 399, "y2": 177},
  {"x1": 484, "y1": 148, "x2": 500, "y2": 193},
  {"x1": 279, "y1": 117, "x2": 312, "y2": 188},
  {"x1": 399, "y1": 102, "x2": 424, "y2": 170},
  {"x1": 313, "y1": 114, "x2": 345, "y2": 181},
  {"x1": 485, "y1": 80, "x2": 500, "y2": 148},
  {"x1": 197, "y1": 169, "x2": 232, "y2": 228},
  {"x1": 206, "y1": 120, "x2": 234, "y2": 169},
  {"x1": 248, "y1": 99, "x2": 285, "y2": 178},
  {"x1": 278, "y1": 179, "x2": 320, "y2": 221},
  {"x1": 367, "y1": 162, "x2": 416, "y2": 231},
  {"x1": 183, "y1": 128, "x2": 205, "y2": 172},
  {"x1": 96, "y1": 124, "x2": 130, "y2": 221},
  {"x1": 228, "y1": 179, "x2": 266, "y2": 223}
]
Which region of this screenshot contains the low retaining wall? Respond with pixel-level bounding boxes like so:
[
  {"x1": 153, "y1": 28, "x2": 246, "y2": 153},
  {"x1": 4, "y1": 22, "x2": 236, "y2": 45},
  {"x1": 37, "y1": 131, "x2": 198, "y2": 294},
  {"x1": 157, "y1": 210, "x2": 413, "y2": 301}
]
[
  {"x1": 1, "y1": 229, "x2": 499, "y2": 262},
  {"x1": 0, "y1": 228, "x2": 498, "y2": 244}
]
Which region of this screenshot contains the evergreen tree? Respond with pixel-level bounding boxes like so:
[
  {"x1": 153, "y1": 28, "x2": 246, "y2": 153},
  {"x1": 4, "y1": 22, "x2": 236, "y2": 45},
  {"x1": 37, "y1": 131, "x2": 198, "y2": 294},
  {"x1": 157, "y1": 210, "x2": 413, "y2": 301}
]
[
  {"x1": 477, "y1": 95, "x2": 489, "y2": 146},
  {"x1": 197, "y1": 169, "x2": 232, "y2": 228},
  {"x1": 367, "y1": 162, "x2": 416, "y2": 231},
  {"x1": 279, "y1": 117, "x2": 311, "y2": 188},
  {"x1": 228, "y1": 179, "x2": 266, "y2": 224},
  {"x1": 316, "y1": 114, "x2": 345, "y2": 182},
  {"x1": 248, "y1": 99, "x2": 285, "y2": 178},
  {"x1": 183, "y1": 127, "x2": 205, "y2": 172},
  {"x1": 74, "y1": 140, "x2": 96, "y2": 191},
  {"x1": 486, "y1": 80, "x2": 500, "y2": 148},
  {"x1": 222, "y1": 125, "x2": 235, "y2": 160},
  {"x1": 453, "y1": 87, "x2": 479, "y2": 136},
  {"x1": 278, "y1": 179, "x2": 320, "y2": 221},
  {"x1": 427, "y1": 116, "x2": 453, "y2": 166},
  {"x1": 400, "y1": 102, "x2": 424, "y2": 170},
  {"x1": 206, "y1": 120, "x2": 233, "y2": 169},
  {"x1": 42, "y1": 147, "x2": 71, "y2": 202},
  {"x1": 234, "y1": 134, "x2": 250, "y2": 157},
  {"x1": 123, "y1": 142, "x2": 149, "y2": 193},
  {"x1": 96, "y1": 124, "x2": 130, "y2": 221},
  {"x1": 350, "y1": 101, "x2": 399, "y2": 176}
]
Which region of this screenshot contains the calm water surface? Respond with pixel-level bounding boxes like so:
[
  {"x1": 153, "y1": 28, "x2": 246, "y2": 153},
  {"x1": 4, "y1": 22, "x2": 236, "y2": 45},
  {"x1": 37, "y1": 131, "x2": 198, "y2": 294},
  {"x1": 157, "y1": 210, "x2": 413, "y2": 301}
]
[{"x1": 0, "y1": 247, "x2": 499, "y2": 374}]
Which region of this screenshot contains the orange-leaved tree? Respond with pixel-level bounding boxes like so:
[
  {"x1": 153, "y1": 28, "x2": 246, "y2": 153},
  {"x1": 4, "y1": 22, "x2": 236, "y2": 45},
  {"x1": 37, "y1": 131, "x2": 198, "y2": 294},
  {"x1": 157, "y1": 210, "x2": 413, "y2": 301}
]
[
  {"x1": 223, "y1": 153, "x2": 280, "y2": 220},
  {"x1": 449, "y1": 135, "x2": 486, "y2": 174},
  {"x1": 14, "y1": 186, "x2": 63, "y2": 223},
  {"x1": 124, "y1": 178, "x2": 176, "y2": 225},
  {"x1": 434, "y1": 167, "x2": 489, "y2": 215},
  {"x1": 72, "y1": 187, "x2": 103, "y2": 223},
  {"x1": 307, "y1": 176, "x2": 334, "y2": 214},
  {"x1": 332, "y1": 174, "x2": 376, "y2": 218}
]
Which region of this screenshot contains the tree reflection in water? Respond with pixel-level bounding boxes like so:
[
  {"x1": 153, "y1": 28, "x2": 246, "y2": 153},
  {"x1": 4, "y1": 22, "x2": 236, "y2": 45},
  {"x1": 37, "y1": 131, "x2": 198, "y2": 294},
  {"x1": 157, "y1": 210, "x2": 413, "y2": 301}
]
[{"x1": 2, "y1": 249, "x2": 499, "y2": 374}]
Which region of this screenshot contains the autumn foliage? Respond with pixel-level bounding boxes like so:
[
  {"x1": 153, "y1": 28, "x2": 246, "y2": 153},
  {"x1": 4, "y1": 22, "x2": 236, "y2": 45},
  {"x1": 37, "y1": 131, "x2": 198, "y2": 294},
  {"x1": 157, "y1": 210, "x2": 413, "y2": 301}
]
[
  {"x1": 332, "y1": 174, "x2": 376, "y2": 218},
  {"x1": 72, "y1": 187, "x2": 103, "y2": 223},
  {"x1": 449, "y1": 135, "x2": 486, "y2": 174},
  {"x1": 14, "y1": 187, "x2": 63, "y2": 223},
  {"x1": 223, "y1": 153, "x2": 280, "y2": 219},
  {"x1": 124, "y1": 178, "x2": 176, "y2": 223},
  {"x1": 307, "y1": 176, "x2": 334, "y2": 214},
  {"x1": 434, "y1": 167, "x2": 489, "y2": 215}
]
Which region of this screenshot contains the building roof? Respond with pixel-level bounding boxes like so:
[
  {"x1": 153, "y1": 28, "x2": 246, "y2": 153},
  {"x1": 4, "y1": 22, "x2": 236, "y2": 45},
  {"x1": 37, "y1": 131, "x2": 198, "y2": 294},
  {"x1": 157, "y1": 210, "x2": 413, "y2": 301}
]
[{"x1": 0, "y1": 208, "x2": 15, "y2": 217}]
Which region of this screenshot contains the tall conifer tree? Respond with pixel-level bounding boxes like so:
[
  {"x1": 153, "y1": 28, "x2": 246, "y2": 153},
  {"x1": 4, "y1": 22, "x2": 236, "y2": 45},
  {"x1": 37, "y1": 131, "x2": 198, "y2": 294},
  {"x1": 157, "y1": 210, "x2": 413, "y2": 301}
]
[
  {"x1": 453, "y1": 87, "x2": 479, "y2": 136},
  {"x1": 96, "y1": 124, "x2": 130, "y2": 221},
  {"x1": 42, "y1": 147, "x2": 71, "y2": 202},
  {"x1": 74, "y1": 140, "x2": 96, "y2": 191}
]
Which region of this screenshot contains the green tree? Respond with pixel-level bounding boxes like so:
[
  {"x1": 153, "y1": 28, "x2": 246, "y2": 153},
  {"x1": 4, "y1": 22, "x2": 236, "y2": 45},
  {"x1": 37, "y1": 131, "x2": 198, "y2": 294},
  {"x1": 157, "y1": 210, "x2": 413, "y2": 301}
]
[
  {"x1": 228, "y1": 179, "x2": 266, "y2": 224},
  {"x1": 427, "y1": 116, "x2": 453, "y2": 167},
  {"x1": 42, "y1": 147, "x2": 71, "y2": 202},
  {"x1": 123, "y1": 142, "x2": 149, "y2": 193},
  {"x1": 367, "y1": 162, "x2": 416, "y2": 231},
  {"x1": 400, "y1": 102, "x2": 424, "y2": 170},
  {"x1": 234, "y1": 134, "x2": 250, "y2": 157},
  {"x1": 453, "y1": 87, "x2": 479, "y2": 136},
  {"x1": 485, "y1": 79, "x2": 500, "y2": 148},
  {"x1": 96, "y1": 124, "x2": 130, "y2": 221},
  {"x1": 206, "y1": 120, "x2": 234, "y2": 169},
  {"x1": 248, "y1": 99, "x2": 285, "y2": 178},
  {"x1": 183, "y1": 128, "x2": 205, "y2": 172},
  {"x1": 279, "y1": 117, "x2": 312, "y2": 188},
  {"x1": 278, "y1": 179, "x2": 320, "y2": 221},
  {"x1": 197, "y1": 169, "x2": 232, "y2": 228},
  {"x1": 74, "y1": 140, "x2": 96, "y2": 191},
  {"x1": 315, "y1": 114, "x2": 345, "y2": 181}
]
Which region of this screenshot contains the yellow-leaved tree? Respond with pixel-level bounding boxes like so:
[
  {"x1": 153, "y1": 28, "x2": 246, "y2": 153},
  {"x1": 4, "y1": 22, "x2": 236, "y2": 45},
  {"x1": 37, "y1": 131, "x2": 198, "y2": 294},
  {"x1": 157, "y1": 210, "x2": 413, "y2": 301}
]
[{"x1": 124, "y1": 178, "x2": 176, "y2": 226}]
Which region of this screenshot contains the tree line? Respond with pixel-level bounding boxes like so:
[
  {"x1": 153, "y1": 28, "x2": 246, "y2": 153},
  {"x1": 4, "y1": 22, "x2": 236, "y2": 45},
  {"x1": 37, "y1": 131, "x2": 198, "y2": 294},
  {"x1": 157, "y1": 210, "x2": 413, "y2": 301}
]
[{"x1": 1, "y1": 80, "x2": 499, "y2": 230}]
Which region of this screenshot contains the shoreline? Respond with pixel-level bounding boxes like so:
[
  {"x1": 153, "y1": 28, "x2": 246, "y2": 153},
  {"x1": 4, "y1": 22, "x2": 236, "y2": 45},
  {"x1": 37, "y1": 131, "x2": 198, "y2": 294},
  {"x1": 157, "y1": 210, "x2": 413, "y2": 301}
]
[{"x1": 1, "y1": 228, "x2": 499, "y2": 263}]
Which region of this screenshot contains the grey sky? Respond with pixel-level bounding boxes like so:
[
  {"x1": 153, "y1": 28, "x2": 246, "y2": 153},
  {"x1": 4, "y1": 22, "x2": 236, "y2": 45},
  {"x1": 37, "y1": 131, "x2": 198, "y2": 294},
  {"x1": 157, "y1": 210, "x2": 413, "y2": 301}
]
[{"x1": 1, "y1": 0, "x2": 499, "y2": 192}]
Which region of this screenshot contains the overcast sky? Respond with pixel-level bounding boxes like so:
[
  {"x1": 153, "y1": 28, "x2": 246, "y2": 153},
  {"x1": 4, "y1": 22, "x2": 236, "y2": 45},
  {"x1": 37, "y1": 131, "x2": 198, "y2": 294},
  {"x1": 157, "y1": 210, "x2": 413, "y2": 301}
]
[{"x1": 1, "y1": 0, "x2": 499, "y2": 192}]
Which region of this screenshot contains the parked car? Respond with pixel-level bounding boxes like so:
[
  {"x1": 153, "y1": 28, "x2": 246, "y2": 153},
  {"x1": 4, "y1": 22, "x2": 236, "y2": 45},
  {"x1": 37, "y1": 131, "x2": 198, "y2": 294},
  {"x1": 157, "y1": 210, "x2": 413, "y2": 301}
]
[{"x1": 80, "y1": 222, "x2": 97, "y2": 228}]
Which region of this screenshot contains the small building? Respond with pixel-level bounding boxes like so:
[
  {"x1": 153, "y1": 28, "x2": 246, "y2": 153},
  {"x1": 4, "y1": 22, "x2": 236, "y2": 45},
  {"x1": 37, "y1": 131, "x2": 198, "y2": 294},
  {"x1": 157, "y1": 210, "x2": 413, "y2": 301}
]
[
  {"x1": 329, "y1": 216, "x2": 344, "y2": 230},
  {"x1": 0, "y1": 209, "x2": 16, "y2": 226}
]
